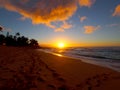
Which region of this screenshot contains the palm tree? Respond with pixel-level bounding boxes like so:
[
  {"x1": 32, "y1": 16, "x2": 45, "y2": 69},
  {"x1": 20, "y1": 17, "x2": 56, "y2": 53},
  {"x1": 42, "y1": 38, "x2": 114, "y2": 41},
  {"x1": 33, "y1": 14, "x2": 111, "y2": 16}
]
[
  {"x1": 6, "y1": 32, "x2": 9, "y2": 37},
  {"x1": 16, "y1": 32, "x2": 20, "y2": 37},
  {"x1": 0, "y1": 34, "x2": 5, "y2": 45},
  {"x1": 29, "y1": 39, "x2": 39, "y2": 47}
]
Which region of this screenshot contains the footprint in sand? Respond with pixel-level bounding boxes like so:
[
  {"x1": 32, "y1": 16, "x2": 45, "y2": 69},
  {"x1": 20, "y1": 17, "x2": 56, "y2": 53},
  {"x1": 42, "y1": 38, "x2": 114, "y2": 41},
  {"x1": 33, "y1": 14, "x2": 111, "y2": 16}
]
[
  {"x1": 57, "y1": 77, "x2": 66, "y2": 83},
  {"x1": 58, "y1": 85, "x2": 69, "y2": 90},
  {"x1": 52, "y1": 72, "x2": 60, "y2": 77},
  {"x1": 51, "y1": 71, "x2": 66, "y2": 83},
  {"x1": 76, "y1": 74, "x2": 106, "y2": 90},
  {"x1": 37, "y1": 76, "x2": 45, "y2": 83},
  {"x1": 47, "y1": 84, "x2": 56, "y2": 90}
]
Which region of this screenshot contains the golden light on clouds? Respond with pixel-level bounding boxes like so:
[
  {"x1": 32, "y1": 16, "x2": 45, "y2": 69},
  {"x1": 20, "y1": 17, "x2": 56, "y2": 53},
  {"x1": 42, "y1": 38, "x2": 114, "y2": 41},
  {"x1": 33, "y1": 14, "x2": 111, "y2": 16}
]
[
  {"x1": 0, "y1": 0, "x2": 77, "y2": 32},
  {"x1": 55, "y1": 22, "x2": 73, "y2": 32},
  {"x1": 113, "y1": 4, "x2": 120, "y2": 16},
  {"x1": 0, "y1": 0, "x2": 96, "y2": 32},
  {"x1": 80, "y1": 16, "x2": 87, "y2": 22},
  {"x1": 55, "y1": 28, "x2": 64, "y2": 32},
  {"x1": 84, "y1": 25, "x2": 101, "y2": 34}
]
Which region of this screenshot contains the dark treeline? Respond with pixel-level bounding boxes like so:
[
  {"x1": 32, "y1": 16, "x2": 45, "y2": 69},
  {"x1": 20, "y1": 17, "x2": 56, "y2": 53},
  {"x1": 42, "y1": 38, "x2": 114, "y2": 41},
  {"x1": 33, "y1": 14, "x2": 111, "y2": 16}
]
[{"x1": 0, "y1": 27, "x2": 39, "y2": 48}]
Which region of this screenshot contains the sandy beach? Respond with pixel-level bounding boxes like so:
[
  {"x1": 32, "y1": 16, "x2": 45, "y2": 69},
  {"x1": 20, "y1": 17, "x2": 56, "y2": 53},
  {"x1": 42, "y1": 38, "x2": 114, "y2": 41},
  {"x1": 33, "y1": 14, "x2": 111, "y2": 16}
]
[{"x1": 0, "y1": 46, "x2": 120, "y2": 90}]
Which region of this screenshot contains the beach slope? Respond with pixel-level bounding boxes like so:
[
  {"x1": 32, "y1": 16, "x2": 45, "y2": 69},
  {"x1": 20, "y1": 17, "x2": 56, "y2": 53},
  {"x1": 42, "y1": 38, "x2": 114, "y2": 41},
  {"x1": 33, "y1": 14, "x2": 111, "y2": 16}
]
[{"x1": 0, "y1": 46, "x2": 120, "y2": 90}]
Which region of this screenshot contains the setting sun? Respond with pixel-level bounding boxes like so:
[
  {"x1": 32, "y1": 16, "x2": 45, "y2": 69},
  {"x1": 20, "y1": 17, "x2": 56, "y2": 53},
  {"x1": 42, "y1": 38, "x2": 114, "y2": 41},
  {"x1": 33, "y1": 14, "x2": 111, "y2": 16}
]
[{"x1": 58, "y1": 42, "x2": 65, "y2": 48}]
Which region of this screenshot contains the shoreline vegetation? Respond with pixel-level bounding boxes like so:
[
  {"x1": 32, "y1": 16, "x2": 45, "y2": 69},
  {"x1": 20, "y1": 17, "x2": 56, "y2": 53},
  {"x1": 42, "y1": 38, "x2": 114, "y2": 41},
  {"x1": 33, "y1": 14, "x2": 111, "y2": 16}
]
[
  {"x1": 0, "y1": 27, "x2": 40, "y2": 48},
  {"x1": 0, "y1": 46, "x2": 120, "y2": 90}
]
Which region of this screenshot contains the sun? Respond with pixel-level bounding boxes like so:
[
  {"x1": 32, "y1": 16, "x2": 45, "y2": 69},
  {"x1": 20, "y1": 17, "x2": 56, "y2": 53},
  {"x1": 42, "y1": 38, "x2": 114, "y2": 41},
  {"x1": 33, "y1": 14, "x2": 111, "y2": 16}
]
[{"x1": 58, "y1": 42, "x2": 65, "y2": 48}]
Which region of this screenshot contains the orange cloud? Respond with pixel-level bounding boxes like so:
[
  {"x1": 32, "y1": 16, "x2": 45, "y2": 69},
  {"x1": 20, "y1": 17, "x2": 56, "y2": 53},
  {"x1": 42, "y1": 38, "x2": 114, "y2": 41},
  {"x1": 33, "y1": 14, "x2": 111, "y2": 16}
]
[
  {"x1": 0, "y1": 0, "x2": 95, "y2": 32},
  {"x1": 55, "y1": 22, "x2": 73, "y2": 32},
  {"x1": 80, "y1": 16, "x2": 87, "y2": 22},
  {"x1": 78, "y1": 0, "x2": 96, "y2": 7},
  {"x1": 112, "y1": 4, "x2": 120, "y2": 16},
  {"x1": 0, "y1": 0, "x2": 77, "y2": 28},
  {"x1": 55, "y1": 28, "x2": 64, "y2": 32},
  {"x1": 61, "y1": 22, "x2": 73, "y2": 29},
  {"x1": 84, "y1": 25, "x2": 101, "y2": 34}
]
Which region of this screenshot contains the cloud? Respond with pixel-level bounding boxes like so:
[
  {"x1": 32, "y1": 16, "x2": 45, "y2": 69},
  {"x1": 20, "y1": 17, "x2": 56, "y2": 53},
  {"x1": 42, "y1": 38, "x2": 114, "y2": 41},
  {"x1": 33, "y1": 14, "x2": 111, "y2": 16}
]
[
  {"x1": 55, "y1": 21, "x2": 73, "y2": 32},
  {"x1": 60, "y1": 22, "x2": 73, "y2": 29},
  {"x1": 78, "y1": 0, "x2": 96, "y2": 7},
  {"x1": 112, "y1": 4, "x2": 120, "y2": 16},
  {"x1": 0, "y1": 0, "x2": 96, "y2": 32},
  {"x1": 0, "y1": 0, "x2": 77, "y2": 28},
  {"x1": 0, "y1": 25, "x2": 12, "y2": 32},
  {"x1": 80, "y1": 16, "x2": 87, "y2": 22},
  {"x1": 84, "y1": 25, "x2": 101, "y2": 34},
  {"x1": 55, "y1": 28, "x2": 64, "y2": 32}
]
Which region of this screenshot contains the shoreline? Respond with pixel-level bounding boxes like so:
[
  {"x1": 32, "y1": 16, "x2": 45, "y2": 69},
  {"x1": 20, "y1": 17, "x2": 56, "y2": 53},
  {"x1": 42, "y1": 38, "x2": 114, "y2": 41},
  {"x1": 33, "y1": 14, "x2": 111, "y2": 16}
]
[
  {"x1": 38, "y1": 49, "x2": 120, "y2": 72},
  {"x1": 36, "y1": 49, "x2": 120, "y2": 89},
  {"x1": 0, "y1": 46, "x2": 120, "y2": 90}
]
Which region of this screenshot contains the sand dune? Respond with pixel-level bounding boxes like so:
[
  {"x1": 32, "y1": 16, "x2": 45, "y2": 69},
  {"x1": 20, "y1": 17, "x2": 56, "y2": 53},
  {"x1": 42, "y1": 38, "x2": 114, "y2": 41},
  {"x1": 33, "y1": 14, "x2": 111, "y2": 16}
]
[{"x1": 0, "y1": 46, "x2": 120, "y2": 90}]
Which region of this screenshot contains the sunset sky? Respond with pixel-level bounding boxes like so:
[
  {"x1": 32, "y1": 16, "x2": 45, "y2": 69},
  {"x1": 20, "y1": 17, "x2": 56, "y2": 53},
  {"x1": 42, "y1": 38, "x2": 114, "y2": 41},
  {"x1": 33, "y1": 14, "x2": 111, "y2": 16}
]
[{"x1": 0, "y1": 0, "x2": 120, "y2": 47}]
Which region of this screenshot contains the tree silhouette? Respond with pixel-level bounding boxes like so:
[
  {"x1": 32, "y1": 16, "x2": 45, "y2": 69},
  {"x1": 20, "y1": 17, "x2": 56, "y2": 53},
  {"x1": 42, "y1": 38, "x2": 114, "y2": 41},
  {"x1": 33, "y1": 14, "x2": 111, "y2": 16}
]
[
  {"x1": 0, "y1": 34, "x2": 5, "y2": 45},
  {"x1": 16, "y1": 32, "x2": 20, "y2": 37},
  {"x1": 30, "y1": 39, "x2": 39, "y2": 47},
  {"x1": 0, "y1": 31, "x2": 40, "y2": 48},
  {"x1": 17, "y1": 36, "x2": 29, "y2": 46},
  {"x1": 5, "y1": 35, "x2": 15, "y2": 46},
  {"x1": 0, "y1": 26, "x2": 5, "y2": 45},
  {"x1": 0, "y1": 26, "x2": 3, "y2": 32},
  {"x1": 6, "y1": 32, "x2": 9, "y2": 37}
]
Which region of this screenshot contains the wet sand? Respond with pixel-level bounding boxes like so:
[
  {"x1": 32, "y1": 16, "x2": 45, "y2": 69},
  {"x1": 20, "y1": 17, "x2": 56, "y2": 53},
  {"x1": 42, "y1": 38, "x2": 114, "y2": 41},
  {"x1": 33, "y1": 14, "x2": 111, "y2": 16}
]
[{"x1": 0, "y1": 46, "x2": 120, "y2": 90}]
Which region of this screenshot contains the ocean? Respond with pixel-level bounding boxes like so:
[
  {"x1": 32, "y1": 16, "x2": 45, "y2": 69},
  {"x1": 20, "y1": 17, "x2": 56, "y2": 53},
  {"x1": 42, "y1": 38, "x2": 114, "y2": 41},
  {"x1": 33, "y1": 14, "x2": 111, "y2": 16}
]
[{"x1": 39, "y1": 47, "x2": 120, "y2": 72}]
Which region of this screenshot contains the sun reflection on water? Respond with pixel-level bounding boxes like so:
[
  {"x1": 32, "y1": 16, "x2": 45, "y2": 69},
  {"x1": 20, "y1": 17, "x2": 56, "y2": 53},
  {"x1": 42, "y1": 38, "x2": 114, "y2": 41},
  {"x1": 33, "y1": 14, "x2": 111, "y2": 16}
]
[{"x1": 54, "y1": 53, "x2": 63, "y2": 57}]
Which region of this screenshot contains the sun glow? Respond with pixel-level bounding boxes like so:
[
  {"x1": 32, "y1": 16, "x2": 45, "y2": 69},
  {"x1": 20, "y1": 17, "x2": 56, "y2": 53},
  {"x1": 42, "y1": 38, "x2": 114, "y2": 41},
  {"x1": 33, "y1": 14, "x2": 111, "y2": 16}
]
[{"x1": 58, "y1": 42, "x2": 65, "y2": 48}]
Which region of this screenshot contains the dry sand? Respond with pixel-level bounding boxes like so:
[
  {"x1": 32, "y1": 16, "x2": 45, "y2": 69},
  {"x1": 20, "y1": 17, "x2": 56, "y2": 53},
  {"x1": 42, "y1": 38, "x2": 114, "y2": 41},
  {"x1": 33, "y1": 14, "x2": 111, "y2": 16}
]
[{"x1": 0, "y1": 46, "x2": 120, "y2": 90}]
